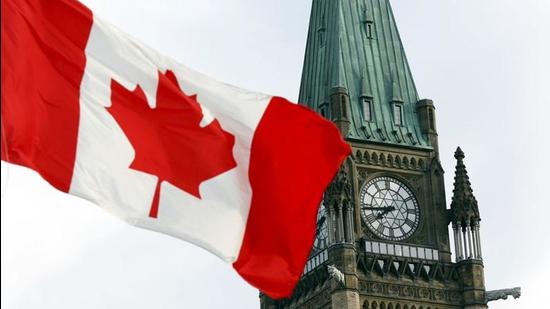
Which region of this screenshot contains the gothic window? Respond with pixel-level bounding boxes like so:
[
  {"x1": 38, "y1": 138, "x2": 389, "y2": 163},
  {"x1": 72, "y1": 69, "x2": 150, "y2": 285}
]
[
  {"x1": 362, "y1": 98, "x2": 373, "y2": 122},
  {"x1": 393, "y1": 104, "x2": 403, "y2": 126}
]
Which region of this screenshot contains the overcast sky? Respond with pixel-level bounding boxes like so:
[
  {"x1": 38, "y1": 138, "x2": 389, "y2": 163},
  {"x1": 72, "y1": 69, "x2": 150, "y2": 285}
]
[{"x1": 2, "y1": 1, "x2": 549, "y2": 308}]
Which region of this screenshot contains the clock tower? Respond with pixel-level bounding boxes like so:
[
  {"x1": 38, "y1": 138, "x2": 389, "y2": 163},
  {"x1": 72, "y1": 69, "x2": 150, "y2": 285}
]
[{"x1": 260, "y1": 0, "x2": 492, "y2": 308}]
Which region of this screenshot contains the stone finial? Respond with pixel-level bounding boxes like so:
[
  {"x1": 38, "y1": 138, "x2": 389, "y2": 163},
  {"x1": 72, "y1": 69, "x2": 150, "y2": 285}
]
[
  {"x1": 450, "y1": 147, "x2": 480, "y2": 224},
  {"x1": 455, "y1": 146, "x2": 465, "y2": 159}
]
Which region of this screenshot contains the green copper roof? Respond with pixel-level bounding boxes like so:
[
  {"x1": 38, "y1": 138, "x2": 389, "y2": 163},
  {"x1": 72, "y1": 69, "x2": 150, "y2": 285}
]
[{"x1": 299, "y1": 0, "x2": 430, "y2": 148}]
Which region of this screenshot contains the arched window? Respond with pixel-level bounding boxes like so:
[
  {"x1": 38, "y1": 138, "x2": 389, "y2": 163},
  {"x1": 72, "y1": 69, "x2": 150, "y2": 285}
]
[{"x1": 363, "y1": 300, "x2": 370, "y2": 309}]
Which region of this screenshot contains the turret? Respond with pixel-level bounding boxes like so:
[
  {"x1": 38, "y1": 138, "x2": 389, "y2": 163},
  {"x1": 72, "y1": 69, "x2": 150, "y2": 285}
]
[
  {"x1": 450, "y1": 147, "x2": 482, "y2": 261},
  {"x1": 330, "y1": 87, "x2": 351, "y2": 136},
  {"x1": 417, "y1": 98, "x2": 439, "y2": 152},
  {"x1": 450, "y1": 147, "x2": 487, "y2": 309}
]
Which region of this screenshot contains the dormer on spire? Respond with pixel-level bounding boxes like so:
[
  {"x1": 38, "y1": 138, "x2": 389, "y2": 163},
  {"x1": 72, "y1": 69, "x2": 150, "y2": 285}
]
[
  {"x1": 391, "y1": 79, "x2": 404, "y2": 126},
  {"x1": 359, "y1": 77, "x2": 374, "y2": 123},
  {"x1": 450, "y1": 147, "x2": 483, "y2": 261}
]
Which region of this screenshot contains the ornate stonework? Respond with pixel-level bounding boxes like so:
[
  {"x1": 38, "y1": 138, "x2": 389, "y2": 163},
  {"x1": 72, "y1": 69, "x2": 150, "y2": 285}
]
[{"x1": 259, "y1": 1, "x2": 501, "y2": 308}]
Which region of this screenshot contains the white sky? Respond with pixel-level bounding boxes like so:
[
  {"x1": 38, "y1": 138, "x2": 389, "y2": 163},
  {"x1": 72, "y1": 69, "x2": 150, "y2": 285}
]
[{"x1": 2, "y1": 1, "x2": 549, "y2": 308}]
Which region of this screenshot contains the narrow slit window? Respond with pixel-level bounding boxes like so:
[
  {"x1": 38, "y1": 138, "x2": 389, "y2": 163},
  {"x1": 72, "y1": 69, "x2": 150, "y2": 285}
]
[
  {"x1": 318, "y1": 30, "x2": 325, "y2": 47},
  {"x1": 320, "y1": 103, "x2": 329, "y2": 119},
  {"x1": 366, "y1": 23, "x2": 373, "y2": 39},
  {"x1": 341, "y1": 96, "x2": 347, "y2": 118},
  {"x1": 363, "y1": 98, "x2": 372, "y2": 121},
  {"x1": 394, "y1": 104, "x2": 403, "y2": 126}
]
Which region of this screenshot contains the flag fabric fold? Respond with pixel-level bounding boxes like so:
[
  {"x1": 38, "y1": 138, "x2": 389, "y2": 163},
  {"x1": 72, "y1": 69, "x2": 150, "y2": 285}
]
[{"x1": 1, "y1": 0, "x2": 351, "y2": 298}]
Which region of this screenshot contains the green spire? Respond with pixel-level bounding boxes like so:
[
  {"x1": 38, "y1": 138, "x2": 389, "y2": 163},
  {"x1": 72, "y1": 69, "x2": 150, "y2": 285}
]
[
  {"x1": 450, "y1": 147, "x2": 480, "y2": 223},
  {"x1": 298, "y1": 0, "x2": 429, "y2": 148}
]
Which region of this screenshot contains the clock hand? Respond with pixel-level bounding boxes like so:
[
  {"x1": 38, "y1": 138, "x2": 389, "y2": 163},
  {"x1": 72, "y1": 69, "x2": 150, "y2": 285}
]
[
  {"x1": 375, "y1": 206, "x2": 397, "y2": 219},
  {"x1": 362, "y1": 206, "x2": 394, "y2": 211},
  {"x1": 316, "y1": 216, "x2": 326, "y2": 236}
]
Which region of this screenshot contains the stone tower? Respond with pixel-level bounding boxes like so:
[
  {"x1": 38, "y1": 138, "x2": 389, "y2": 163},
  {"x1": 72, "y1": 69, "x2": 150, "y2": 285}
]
[{"x1": 260, "y1": 0, "x2": 491, "y2": 308}]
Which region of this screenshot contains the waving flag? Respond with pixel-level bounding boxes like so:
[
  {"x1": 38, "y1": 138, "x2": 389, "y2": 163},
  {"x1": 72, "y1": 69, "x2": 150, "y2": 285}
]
[{"x1": 1, "y1": 0, "x2": 350, "y2": 298}]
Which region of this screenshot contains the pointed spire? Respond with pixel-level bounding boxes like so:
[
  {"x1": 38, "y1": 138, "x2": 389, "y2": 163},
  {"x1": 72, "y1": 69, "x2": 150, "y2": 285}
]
[
  {"x1": 450, "y1": 147, "x2": 480, "y2": 224},
  {"x1": 298, "y1": 0, "x2": 428, "y2": 147}
]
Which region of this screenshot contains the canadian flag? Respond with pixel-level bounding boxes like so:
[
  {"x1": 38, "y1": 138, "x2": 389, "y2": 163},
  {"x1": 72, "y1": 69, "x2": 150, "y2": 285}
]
[{"x1": 1, "y1": 0, "x2": 350, "y2": 298}]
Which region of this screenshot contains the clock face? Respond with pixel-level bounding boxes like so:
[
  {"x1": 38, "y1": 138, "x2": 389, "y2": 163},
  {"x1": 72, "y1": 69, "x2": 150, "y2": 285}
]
[
  {"x1": 313, "y1": 202, "x2": 328, "y2": 252},
  {"x1": 360, "y1": 176, "x2": 420, "y2": 241}
]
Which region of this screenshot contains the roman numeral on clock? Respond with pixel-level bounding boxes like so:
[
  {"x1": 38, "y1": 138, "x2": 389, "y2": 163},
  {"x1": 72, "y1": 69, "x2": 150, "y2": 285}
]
[{"x1": 366, "y1": 214, "x2": 376, "y2": 223}]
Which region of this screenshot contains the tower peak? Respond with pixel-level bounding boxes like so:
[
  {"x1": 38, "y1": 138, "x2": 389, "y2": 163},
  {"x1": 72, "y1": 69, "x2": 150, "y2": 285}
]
[
  {"x1": 299, "y1": 0, "x2": 429, "y2": 148},
  {"x1": 455, "y1": 146, "x2": 465, "y2": 159}
]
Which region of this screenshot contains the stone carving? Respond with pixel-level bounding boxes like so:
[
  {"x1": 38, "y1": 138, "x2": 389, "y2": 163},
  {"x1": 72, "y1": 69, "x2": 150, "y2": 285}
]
[
  {"x1": 418, "y1": 288, "x2": 430, "y2": 300},
  {"x1": 371, "y1": 283, "x2": 384, "y2": 294},
  {"x1": 353, "y1": 149, "x2": 425, "y2": 171},
  {"x1": 486, "y1": 287, "x2": 521, "y2": 303},
  {"x1": 402, "y1": 286, "x2": 414, "y2": 297},
  {"x1": 358, "y1": 279, "x2": 464, "y2": 305},
  {"x1": 358, "y1": 168, "x2": 368, "y2": 184},
  {"x1": 434, "y1": 289, "x2": 445, "y2": 301},
  {"x1": 327, "y1": 265, "x2": 345, "y2": 286},
  {"x1": 325, "y1": 169, "x2": 352, "y2": 207},
  {"x1": 388, "y1": 284, "x2": 400, "y2": 297},
  {"x1": 450, "y1": 147, "x2": 480, "y2": 224}
]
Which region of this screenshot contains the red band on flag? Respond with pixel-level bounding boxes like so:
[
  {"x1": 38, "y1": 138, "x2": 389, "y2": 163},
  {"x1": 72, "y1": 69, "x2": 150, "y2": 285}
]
[
  {"x1": 1, "y1": 0, "x2": 93, "y2": 191},
  {"x1": 233, "y1": 97, "x2": 351, "y2": 299}
]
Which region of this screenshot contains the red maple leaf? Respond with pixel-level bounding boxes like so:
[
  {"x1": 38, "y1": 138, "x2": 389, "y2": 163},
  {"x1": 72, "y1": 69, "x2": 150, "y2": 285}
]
[{"x1": 107, "y1": 70, "x2": 237, "y2": 218}]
